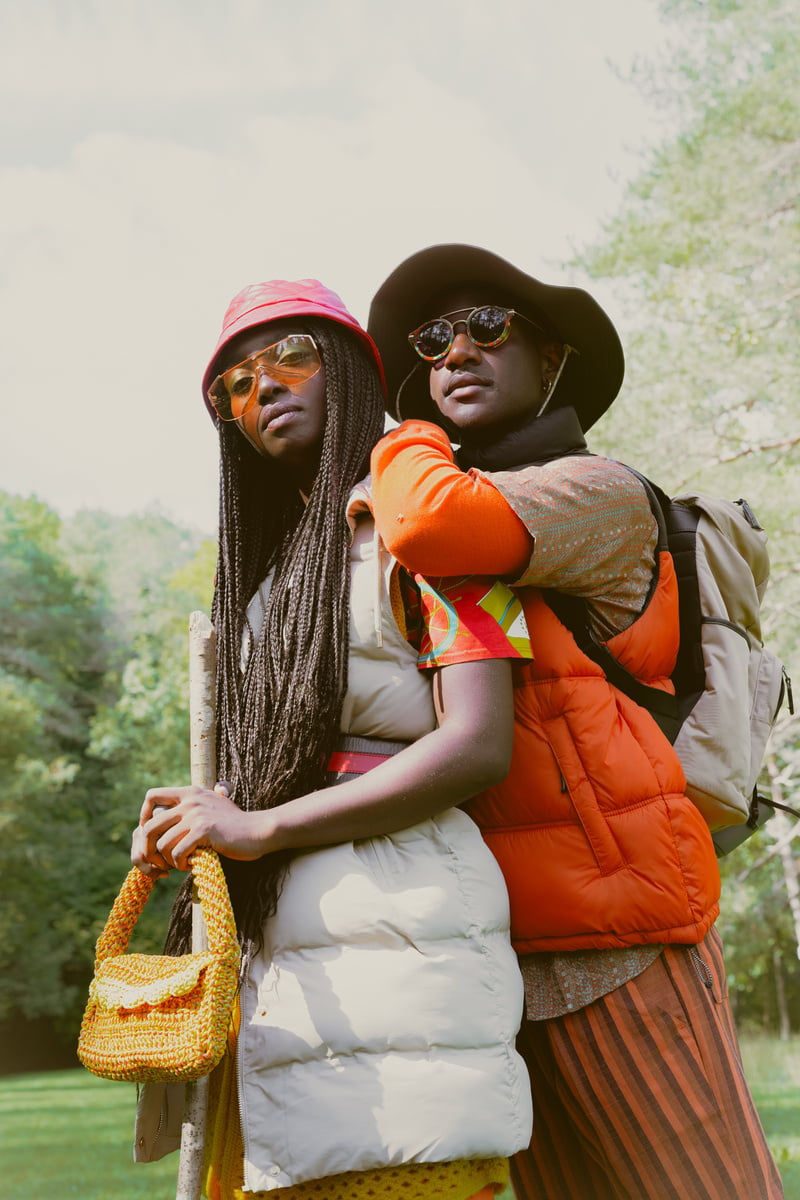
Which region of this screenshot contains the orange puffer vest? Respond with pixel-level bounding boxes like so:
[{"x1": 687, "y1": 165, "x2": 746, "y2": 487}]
[{"x1": 466, "y1": 547, "x2": 720, "y2": 954}]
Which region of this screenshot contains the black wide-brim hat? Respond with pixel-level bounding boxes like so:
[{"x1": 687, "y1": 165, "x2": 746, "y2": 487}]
[{"x1": 368, "y1": 243, "x2": 624, "y2": 432}]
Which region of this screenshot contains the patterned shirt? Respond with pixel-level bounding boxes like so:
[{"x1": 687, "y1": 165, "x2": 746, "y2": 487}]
[
  {"x1": 400, "y1": 571, "x2": 532, "y2": 667},
  {"x1": 489, "y1": 454, "x2": 657, "y2": 638}
]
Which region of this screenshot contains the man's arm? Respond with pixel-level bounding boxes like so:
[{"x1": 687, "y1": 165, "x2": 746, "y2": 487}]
[
  {"x1": 374, "y1": 422, "x2": 658, "y2": 624},
  {"x1": 370, "y1": 420, "x2": 533, "y2": 577}
]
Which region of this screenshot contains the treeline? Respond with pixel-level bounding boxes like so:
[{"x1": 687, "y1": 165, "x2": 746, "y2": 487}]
[{"x1": 0, "y1": 493, "x2": 214, "y2": 1070}]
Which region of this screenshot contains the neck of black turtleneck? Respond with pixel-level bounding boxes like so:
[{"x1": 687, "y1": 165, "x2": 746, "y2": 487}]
[{"x1": 456, "y1": 406, "x2": 589, "y2": 472}]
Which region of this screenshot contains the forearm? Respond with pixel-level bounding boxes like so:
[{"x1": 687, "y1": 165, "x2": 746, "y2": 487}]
[
  {"x1": 135, "y1": 661, "x2": 514, "y2": 870},
  {"x1": 267, "y1": 720, "x2": 506, "y2": 851},
  {"x1": 370, "y1": 420, "x2": 532, "y2": 576},
  {"x1": 136, "y1": 724, "x2": 506, "y2": 871}
]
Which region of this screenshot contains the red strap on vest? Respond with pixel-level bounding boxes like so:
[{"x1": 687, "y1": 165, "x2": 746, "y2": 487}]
[{"x1": 327, "y1": 750, "x2": 391, "y2": 775}]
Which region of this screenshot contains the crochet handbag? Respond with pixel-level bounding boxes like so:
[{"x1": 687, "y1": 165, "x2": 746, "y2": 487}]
[{"x1": 77, "y1": 848, "x2": 240, "y2": 1084}]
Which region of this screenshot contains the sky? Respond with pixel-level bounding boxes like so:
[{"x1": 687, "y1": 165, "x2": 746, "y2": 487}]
[{"x1": 1, "y1": 0, "x2": 676, "y2": 536}]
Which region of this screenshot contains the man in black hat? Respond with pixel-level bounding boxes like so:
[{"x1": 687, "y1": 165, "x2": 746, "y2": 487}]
[{"x1": 368, "y1": 245, "x2": 783, "y2": 1200}]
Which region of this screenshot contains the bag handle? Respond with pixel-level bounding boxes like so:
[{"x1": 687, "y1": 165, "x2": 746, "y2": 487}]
[{"x1": 94, "y1": 849, "x2": 238, "y2": 966}]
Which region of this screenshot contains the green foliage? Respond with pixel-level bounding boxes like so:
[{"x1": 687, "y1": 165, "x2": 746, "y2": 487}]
[
  {"x1": 0, "y1": 493, "x2": 113, "y2": 1027},
  {"x1": 0, "y1": 493, "x2": 110, "y2": 749},
  {"x1": 586, "y1": 0, "x2": 800, "y2": 616},
  {"x1": 60, "y1": 508, "x2": 209, "y2": 650},
  {"x1": 86, "y1": 534, "x2": 216, "y2": 827},
  {"x1": 0, "y1": 756, "x2": 81, "y2": 1021},
  {"x1": 718, "y1": 826, "x2": 800, "y2": 1031},
  {"x1": 740, "y1": 1035, "x2": 800, "y2": 1195},
  {"x1": 0, "y1": 669, "x2": 39, "y2": 763},
  {"x1": 0, "y1": 495, "x2": 214, "y2": 1050}
]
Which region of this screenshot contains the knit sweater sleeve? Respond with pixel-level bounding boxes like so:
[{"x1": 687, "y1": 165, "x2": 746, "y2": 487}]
[{"x1": 370, "y1": 420, "x2": 533, "y2": 577}]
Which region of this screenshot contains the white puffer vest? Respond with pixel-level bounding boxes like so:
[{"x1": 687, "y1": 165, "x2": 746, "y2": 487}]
[{"x1": 237, "y1": 482, "x2": 532, "y2": 1191}]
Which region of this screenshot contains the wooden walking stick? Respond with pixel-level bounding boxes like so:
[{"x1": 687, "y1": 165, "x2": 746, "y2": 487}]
[{"x1": 175, "y1": 610, "x2": 217, "y2": 1200}]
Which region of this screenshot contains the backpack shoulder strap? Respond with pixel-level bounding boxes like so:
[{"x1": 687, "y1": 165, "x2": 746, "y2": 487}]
[{"x1": 544, "y1": 466, "x2": 681, "y2": 743}]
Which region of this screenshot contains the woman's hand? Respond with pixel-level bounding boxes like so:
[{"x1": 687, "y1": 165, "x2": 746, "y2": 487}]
[{"x1": 131, "y1": 784, "x2": 274, "y2": 874}]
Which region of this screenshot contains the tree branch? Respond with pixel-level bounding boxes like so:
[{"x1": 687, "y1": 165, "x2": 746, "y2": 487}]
[{"x1": 717, "y1": 434, "x2": 800, "y2": 466}]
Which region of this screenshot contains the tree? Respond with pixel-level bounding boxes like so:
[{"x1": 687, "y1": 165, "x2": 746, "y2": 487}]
[
  {"x1": 82, "y1": 538, "x2": 216, "y2": 980},
  {"x1": 0, "y1": 494, "x2": 113, "y2": 1032},
  {"x1": 0, "y1": 495, "x2": 111, "y2": 751},
  {"x1": 587, "y1": 0, "x2": 799, "y2": 517}
]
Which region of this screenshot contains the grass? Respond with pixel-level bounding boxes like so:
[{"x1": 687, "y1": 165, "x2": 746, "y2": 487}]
[
  {"x1": 0, "y1": 1037, "x2": 797, "y2": 1198},
  {"x1": 0, "y1": 1070, "x2": 178, "y2": 1199},
  {"x1": 740, "y1": 1034, "x2": 800, "y2": 1199}
]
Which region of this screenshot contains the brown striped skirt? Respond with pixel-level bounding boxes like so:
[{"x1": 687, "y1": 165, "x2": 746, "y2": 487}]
[{"x1": 510, "y1": 928, "x2": 783, "y2": 1199}]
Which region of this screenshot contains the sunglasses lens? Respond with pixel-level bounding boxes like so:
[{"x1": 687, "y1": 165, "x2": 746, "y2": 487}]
[
  {"x1": 264, "y1": 335, "x2": 321, "y2": 384},
  {"x1": 410, "y1": 308, "x2": 516, "y2": 362},
  {"x1": 208, "y1": 369, "x2": 257, "y2": 421},
  {"x1": 208, "y1": 336, "x2": 321, "y2": 421},
  {"x1": 412, "y1": 319, "x2": 453, "y2": 360},
  {"x1": 208, "y1": 381, "x2": 243, "y2": 421},
  {"x1": 468, "y1": 306, "x2": 512, "y2": 346}
]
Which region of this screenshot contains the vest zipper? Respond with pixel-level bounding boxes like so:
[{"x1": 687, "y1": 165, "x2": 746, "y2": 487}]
[
  {"x1": 237, "y1": 948, "x2": 251, "y2": 1184},
  {"x1": 373, "y1": 524, "x2": 384, "y2": 648}
]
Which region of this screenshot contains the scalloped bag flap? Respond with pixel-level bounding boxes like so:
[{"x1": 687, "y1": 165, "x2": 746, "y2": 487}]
[{"x1": 89, "y1": 951, "x2": 216, "y2": 1012}]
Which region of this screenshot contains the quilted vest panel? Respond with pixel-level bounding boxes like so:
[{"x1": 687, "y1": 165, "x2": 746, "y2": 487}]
[{"x1": 466, "y1": 552, "x2": 720, "y2": 952}]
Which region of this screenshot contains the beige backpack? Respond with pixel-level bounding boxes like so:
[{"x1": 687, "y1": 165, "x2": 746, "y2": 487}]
[
  {"x1": 666, "y1": 489, "x2": 792, "y2": 852},
  {"x1": 551, "y1": 474, "x2": 795, "y2": 855}
]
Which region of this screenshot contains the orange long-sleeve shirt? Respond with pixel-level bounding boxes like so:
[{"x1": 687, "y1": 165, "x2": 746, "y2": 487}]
[
  {"x1": 370, "y1": 420, "x2": 658, "y2": 640},
  {"x1": 370, "y1": 420, "x2": 533, "y2": 579}
]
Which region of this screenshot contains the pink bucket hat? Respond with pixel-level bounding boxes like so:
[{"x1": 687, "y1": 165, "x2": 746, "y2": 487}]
[{"x1": 202, "y1": 278, "x2": 386, "y2": 419}]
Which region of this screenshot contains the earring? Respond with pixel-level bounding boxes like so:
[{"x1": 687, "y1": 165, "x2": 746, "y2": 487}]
[{"x1": 542, "y1": 377, "x2": 553, "y2": 395}]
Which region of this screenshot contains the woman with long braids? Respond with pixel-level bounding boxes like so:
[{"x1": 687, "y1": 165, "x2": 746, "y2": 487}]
[{"x1": 132, "y1": 279, "x2": 533, "y2": 1199}]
